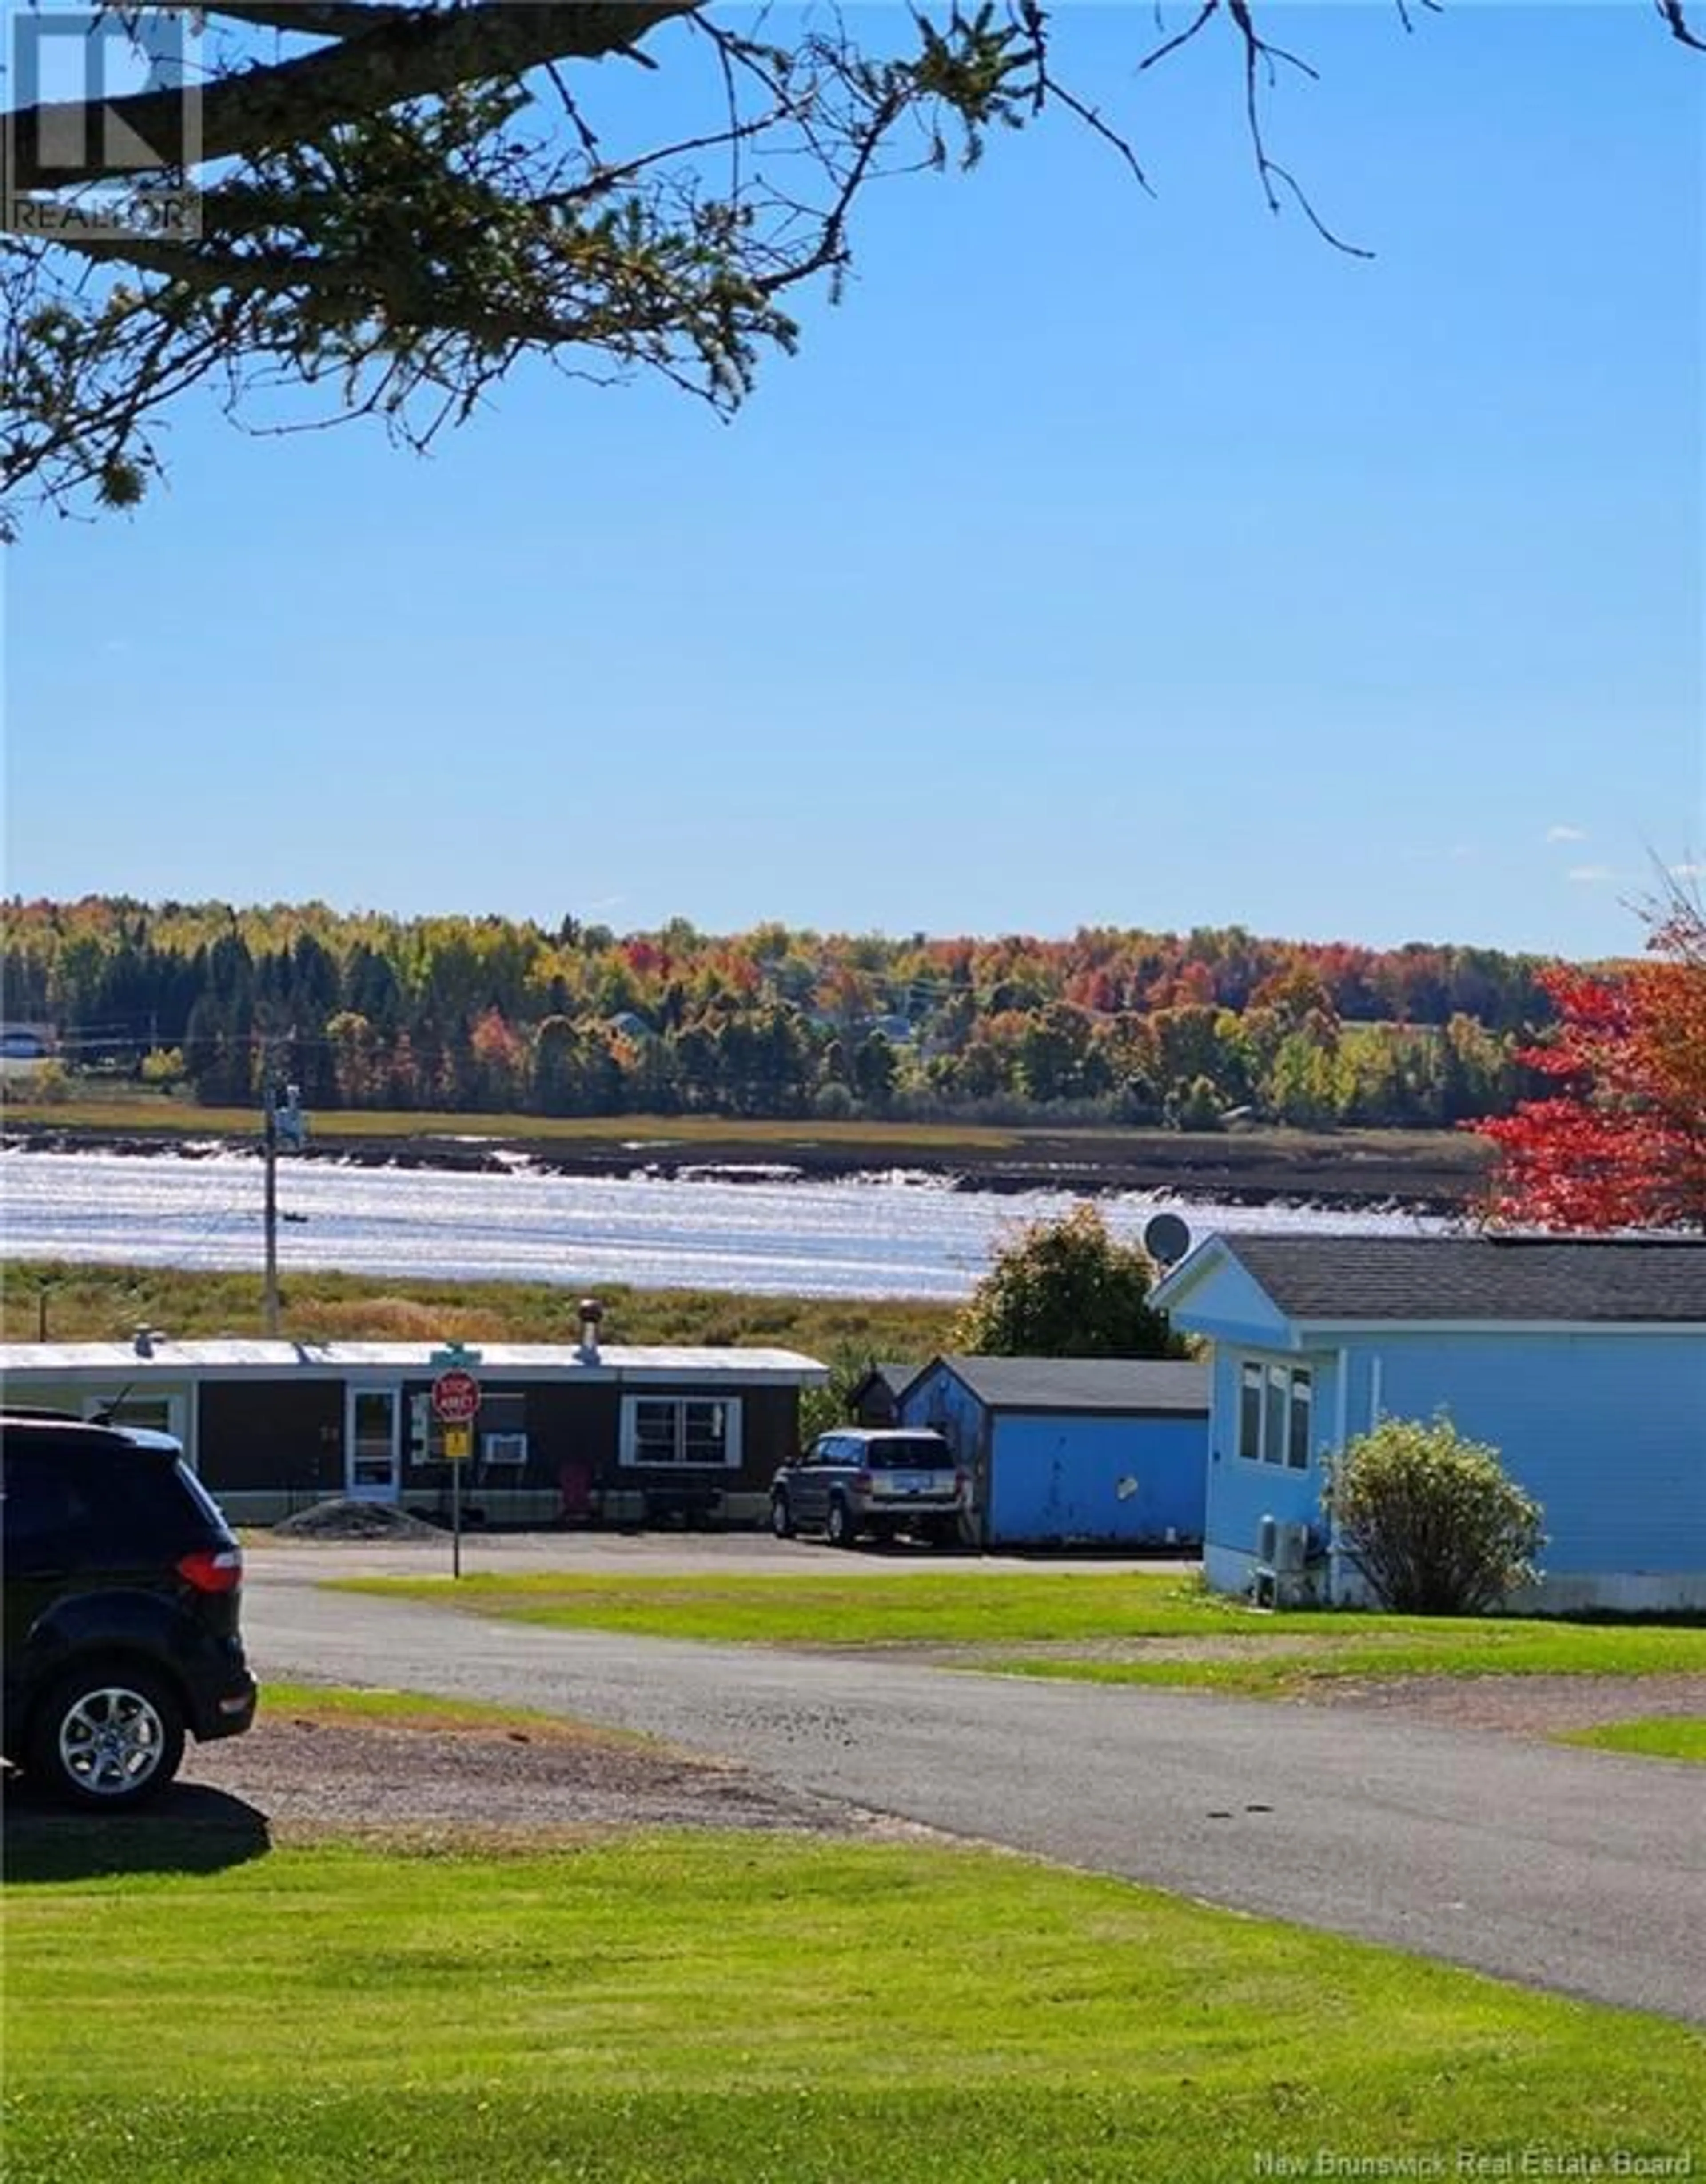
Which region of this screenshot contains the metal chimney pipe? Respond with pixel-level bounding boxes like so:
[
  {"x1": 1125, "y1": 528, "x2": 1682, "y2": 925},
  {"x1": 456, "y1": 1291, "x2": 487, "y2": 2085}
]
[{"x1": 577, "y1": 1297, "x2": 604, "y2": 1364}]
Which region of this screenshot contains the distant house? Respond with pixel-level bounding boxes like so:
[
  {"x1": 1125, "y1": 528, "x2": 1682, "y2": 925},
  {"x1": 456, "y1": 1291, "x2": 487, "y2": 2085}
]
[
  {"x1": 0, "y1": 1314, "x2": 825, "y2": 1530},
  {"x1": 1150, "y1": 1232, "x2": 1706, "y2": 1612},
  {"x1": 897, "y1": 1354, "x2": 1209, "y2": 1549}
]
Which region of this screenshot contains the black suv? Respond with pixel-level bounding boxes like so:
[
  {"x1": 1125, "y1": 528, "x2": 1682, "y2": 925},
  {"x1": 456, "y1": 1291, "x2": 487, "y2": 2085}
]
[{"x1": 1, "y1": 1415, "x2": 259, "y2": 1809}]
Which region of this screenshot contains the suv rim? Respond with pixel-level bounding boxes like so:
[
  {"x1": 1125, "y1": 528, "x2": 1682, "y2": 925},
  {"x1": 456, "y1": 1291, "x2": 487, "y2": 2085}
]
[{"x1": 58, "y1": 1686, "x2": 169, "y2": 1797}]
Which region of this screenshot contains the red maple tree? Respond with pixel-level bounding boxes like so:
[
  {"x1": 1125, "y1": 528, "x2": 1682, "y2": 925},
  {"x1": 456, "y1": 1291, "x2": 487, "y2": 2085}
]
[{"x1": 1472, "y1": 887, "x2": 1706, "y2": 1231}]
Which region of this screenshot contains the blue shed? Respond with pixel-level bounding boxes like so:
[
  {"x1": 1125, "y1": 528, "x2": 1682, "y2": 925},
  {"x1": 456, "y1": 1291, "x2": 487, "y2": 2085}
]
[
  {"x1": 1150, "y1": 1231, "x2": 1706, "y2": 1612},
  {"x1": 897, "y1": 1355, "x2": 1209, "y2": 1549}
]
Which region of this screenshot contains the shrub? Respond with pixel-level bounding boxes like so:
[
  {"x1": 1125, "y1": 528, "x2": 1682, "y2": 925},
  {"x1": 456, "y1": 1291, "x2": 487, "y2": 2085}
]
[
  {"x1": 140, "y1": 1045, "x2": 186, "y2": 1087},
  {"x1": 1323, "y1": 1411, "x2": 1545, "y2": 1615},
  {"x1": 14, "y1": 1059, "x2": 72, "y2": 1103}
]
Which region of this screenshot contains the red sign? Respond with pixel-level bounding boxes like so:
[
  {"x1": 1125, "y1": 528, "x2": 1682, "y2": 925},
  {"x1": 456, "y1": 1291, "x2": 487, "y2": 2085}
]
[{"x1": 431, "y1": 1369, "x2": 482, "y2": 1425}]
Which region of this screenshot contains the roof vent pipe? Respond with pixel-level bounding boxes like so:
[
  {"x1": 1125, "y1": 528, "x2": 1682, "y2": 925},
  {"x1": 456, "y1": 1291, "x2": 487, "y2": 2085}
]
[
  {"x1": 577, "y1": 1297, "x2": 604, "y2": 1365},
  {"x1": 133, "y1": 1326, "x2": 155, "y2": 1358}
]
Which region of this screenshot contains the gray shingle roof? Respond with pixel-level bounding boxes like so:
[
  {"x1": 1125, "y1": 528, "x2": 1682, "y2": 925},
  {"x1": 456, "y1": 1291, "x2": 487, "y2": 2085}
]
[
  {"x1": 1220, "y1": 1233, "x2": 1706, "y2": 1325},
  {"x1": 933, "y1": 1355, "x2": 1210, "y2": 1414}
]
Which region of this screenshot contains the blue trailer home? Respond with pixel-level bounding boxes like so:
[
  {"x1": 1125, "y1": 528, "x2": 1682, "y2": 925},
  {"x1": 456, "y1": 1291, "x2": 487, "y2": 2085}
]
[
  {"x1": 1150, "y1": 1231, "x2": 1706, "y2": 1611},
  {"x1": 897, "y1": 1355, "x2": 1209, "y2": 1549}
]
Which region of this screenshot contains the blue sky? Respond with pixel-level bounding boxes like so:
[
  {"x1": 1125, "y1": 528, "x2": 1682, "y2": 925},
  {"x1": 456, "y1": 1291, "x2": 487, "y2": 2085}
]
[{"x1": 4, "y1": 4, "x2": 1702, "y2": 960}]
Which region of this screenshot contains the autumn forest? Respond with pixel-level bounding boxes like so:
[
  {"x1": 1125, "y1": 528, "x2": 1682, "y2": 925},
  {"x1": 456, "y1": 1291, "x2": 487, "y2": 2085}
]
[{"x1": 3, "y1": 898, "x2": 1569, "y2": 1134}]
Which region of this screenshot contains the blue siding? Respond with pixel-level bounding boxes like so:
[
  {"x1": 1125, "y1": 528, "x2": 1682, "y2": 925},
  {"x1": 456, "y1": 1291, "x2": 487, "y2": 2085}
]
[
  {"x1": 1204, "y1": 1346, "x2": 1341, "y2": 1565},
  {"x1": 1152, "y1": 1250, "x2": 1295, "y2": 1351},
  {"x1": 900, "y1": 1363, "x2": 987, "y2": 1466},
  {"x1": 986, "y1": 1414, "x2": 1206, "y2": 1545},
  {"x1": 899, "y1": 1362, "x2": 1207, "y2": 1547},
  {"x1": 1198, "y1": 1328, "x2": 1706, "y2": 1598},
  {"x1": 1361, "y1": 1331, "x2": 1706, "y2": 1577}
]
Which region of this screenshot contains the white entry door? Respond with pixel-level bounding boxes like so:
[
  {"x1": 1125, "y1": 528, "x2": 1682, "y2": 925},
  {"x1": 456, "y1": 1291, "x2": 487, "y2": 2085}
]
[{"x1": 346, "y1": 1388, "x2": 401, "y2": 1501}]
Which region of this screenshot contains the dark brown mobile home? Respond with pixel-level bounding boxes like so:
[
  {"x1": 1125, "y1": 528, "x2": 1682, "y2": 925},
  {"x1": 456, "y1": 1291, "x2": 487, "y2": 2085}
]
[{"x1": 0, "y1": 1330, "x2": 825, "y2": 1528}]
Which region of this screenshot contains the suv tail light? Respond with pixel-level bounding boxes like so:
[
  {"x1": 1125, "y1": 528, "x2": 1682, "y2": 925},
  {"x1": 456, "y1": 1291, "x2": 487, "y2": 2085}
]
[
  {"x1": 853, "y1": 1470, "x2": 874, "y2": 1493},
  {"x1": 955, "y1": 1469, "x2": 970, "y2": 1501},
  {"x1": 177, "y1": 1546, "x2": 243, "y2": 1595}
]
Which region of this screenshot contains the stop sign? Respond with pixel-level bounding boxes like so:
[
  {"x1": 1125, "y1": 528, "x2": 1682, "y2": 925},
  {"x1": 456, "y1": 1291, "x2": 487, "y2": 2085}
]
[{"x1": 431, "y1": 1368, "x2": 482, "y2": 1425}]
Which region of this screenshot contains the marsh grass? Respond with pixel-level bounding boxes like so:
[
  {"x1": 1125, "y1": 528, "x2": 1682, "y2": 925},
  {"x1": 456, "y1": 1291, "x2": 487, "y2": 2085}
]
[{"x1": 2, "y1": 1258, "x2": 954, "y2": 1357}]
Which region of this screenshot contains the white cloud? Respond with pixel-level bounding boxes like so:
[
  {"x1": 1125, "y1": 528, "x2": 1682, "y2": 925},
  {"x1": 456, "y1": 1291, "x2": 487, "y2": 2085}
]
[
  {"x1": 1668, "y1": 860, "x2": 1703, "y2": 881},
  {"x1": 1546, "y1": 824, "x2": 1588, "y2": 843},
  {"x1": 1567, "y1": 865, "x2": 1615, "y2": 885}
]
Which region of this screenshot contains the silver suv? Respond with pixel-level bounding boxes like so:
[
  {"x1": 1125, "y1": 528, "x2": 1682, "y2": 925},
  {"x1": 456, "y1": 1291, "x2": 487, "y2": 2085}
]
[{"x1": 769, "y1": 1428, "x2": 966, "y2": 1549}]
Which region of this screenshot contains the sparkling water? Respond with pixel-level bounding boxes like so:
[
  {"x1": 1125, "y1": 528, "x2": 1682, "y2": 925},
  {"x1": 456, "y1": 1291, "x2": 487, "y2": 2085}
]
[{"x1": 0, "y1": 1147, "x2": 1440, "y2": 1302}]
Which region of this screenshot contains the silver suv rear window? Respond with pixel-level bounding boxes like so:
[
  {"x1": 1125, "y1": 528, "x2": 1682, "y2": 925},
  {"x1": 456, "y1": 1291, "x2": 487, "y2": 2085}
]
[{"x1": 864, "y1": 1438, "x2": 952, "y2": 1471}]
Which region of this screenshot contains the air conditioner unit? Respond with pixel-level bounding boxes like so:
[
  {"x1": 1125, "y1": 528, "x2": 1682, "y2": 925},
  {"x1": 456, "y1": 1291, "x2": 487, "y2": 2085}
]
[
  {"x1": 1273, "y1": 1522, "x2": 1311, "y2": 1576},
  {"x1": 482, "y1": 1433, "x2": 529, "y2": 1468}
]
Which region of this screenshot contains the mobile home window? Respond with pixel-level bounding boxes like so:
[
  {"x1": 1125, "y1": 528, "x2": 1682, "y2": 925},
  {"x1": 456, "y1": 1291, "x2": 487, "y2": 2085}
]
[
  {"x1": 83, "y1": 1396, "x2": 175, "y2": 1438},
  {"x1": 620, "y1": 1396, "x2": 742, "y2": 1469},
  {"x1": 1263, "y1": 1365, "x2": 1290, "y2": 1468},
  {"x1": 478, "y1": 1392, "x2": 529, "y2": 1469},
  {"x1": 1236, "y1": 1360, "x2": 1314, "y2": 1470},
  {"x1": 1287, "y1": 1369, "x2": 1313, "y2": 1469},
  {"x1": 1238, "y1": 1365, "x2": 1263, "y2": 1461}
]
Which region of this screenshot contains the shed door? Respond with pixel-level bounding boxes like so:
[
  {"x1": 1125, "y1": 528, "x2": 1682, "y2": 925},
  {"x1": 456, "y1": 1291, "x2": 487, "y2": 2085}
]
[{"x1": 346, "y1": 1388, "x2": 401, "y2": 1502}]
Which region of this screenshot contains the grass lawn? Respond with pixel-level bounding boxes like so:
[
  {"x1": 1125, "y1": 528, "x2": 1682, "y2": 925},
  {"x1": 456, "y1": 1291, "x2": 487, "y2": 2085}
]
[
  {"x1": 1557, "y1": 1718, "x2": 1706, "y2": 1764},
  {"x1": 259, "y1": 1678, "x2": 665, "y2": 1746},
  {"x1": 5, "y1": 1829, "x2": 1704, "y2": 2184},
  {"x1": 337, "y1": 1571, "x2": 1706, "y2": 1692}
]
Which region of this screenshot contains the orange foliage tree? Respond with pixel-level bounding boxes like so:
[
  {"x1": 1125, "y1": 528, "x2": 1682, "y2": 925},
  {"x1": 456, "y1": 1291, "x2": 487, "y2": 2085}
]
[{"x1": 1472, "y1": 886, "x2": 1706, "y2": 1230}]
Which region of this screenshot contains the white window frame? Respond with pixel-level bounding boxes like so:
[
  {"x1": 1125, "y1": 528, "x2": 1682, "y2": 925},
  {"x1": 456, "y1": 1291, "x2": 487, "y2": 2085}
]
[
  {"x1": 618, "y1": 1395, "x2": 743, "y2": 1470},
  {"x1": 1235, "y1": 1358, "x2": 1313, "y2": 1471},
  {"x1": 81, "y1": 1392, "x2": 191, "y2": 1462},
  {"x1": 481, "y1": 1432, "x2": 530, "y2": 1468}
]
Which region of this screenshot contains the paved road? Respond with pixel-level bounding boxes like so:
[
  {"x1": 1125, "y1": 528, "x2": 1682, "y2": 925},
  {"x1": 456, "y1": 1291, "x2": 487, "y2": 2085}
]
[{"x1": 242, "y1": 1561, "x2": 1706, "y2": 2026}]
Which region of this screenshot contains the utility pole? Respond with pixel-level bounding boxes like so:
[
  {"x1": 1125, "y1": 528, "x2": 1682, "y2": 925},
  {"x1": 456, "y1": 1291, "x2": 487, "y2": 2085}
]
[
  {"x1": 262, "y1": 1080, "x2": 280, "y2": 1337},
  {"x1": 262, "y1": 1068, "x2": 307, "y2": 1339}
]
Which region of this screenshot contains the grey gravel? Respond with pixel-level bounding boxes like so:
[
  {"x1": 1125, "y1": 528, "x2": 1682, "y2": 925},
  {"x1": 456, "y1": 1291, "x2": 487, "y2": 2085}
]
[{"x1": 238, "y1": 1547, "x2": 1706, "y2": 2027}]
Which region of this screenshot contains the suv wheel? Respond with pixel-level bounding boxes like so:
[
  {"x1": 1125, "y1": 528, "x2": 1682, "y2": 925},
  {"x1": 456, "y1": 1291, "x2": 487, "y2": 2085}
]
[
  {"x1": 769, "y1": 1492, "x2": 794, "y2": 1540},
  {"x1": 30, "y1": 1664, "x2": 186, "y2": 1810},
  {"x1": 825, "y1": 1497, "x2": 857, "y2": 1550}
]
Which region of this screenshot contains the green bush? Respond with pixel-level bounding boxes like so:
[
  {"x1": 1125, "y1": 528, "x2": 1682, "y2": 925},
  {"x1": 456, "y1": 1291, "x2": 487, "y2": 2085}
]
[
  {"x1": 950, "y1": 1202, "x2": 1188, "y2": 1360},
  {"x1": 1323, "y1": 1411, "x2": 1545, "y2": 1615}
]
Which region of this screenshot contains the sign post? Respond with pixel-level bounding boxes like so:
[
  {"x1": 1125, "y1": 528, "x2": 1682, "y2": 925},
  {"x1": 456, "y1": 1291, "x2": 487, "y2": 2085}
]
[{"x1": 429, "y1": 1346, "x2": 482, "y2": 1580}]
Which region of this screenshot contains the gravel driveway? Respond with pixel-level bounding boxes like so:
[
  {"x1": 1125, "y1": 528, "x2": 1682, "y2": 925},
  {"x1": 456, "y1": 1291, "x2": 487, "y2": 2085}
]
[
  {"x1": 232, "y1": 1545, "x2": 1706, "y2": 2026},
  {"x1": 171, "y1": 1702, "x2": 873, "y2": 1836}
]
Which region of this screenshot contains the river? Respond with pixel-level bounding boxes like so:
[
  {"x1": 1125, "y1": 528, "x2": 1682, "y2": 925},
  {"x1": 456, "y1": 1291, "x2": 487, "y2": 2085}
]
[{"x1": 0, "y1": 1146, "x2": 1443, "y2": 1301}]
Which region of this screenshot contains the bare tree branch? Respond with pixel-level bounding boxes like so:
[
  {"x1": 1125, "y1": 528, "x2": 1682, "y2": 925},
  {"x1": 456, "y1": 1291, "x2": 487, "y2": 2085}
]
[
  {"x1": 1, "y1": 0, "x2": 1696, "y2": 536},
  {"x1": 1654, "y1": 0, "x2": 1706, "y2": 51}
]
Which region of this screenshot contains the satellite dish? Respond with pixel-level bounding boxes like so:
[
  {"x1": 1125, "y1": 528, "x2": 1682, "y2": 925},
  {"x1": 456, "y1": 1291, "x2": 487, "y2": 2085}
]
[{"x1": 1143, "y1": 1212, "x2": 1192, "y2": 1269}]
